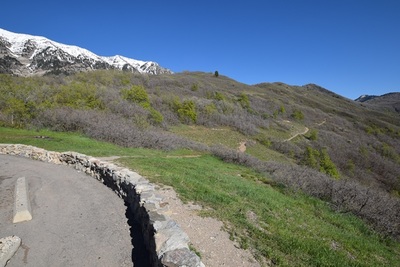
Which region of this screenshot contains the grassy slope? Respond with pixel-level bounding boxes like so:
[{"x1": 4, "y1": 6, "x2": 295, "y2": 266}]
[
  {"x1": 1, "y1": 71, "x2": 399, "y2": 265},
  {"x1": 1, "y1": 126, "x2": 399, "y2": 266},
  {"x1": 171, "y1": 124, "x2": 292, "y2": 163}
]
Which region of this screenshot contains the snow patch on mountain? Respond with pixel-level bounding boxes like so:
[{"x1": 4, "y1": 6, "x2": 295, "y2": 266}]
[{"x1": 102, "y1": 55, "x2": 147, "y2": 72}]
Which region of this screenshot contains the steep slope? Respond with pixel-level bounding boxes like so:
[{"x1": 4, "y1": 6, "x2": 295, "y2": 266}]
[
  {"x1": 0, "y1": 70, "x2": 399, "y2": 241},
  {"x1": 0, "y1": 28, "x2": 172, "y2": 76}
]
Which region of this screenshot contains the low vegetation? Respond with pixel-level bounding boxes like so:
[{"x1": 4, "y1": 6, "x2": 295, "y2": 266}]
[
  {"x1": 0, "y1": 70, "x2": 399, "y2": 265},
  {"x1": 1, "y1": 127, "x2": 399, "y2": 266}
]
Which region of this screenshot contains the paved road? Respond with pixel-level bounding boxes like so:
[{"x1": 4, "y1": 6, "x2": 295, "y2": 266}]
[{"x1": 0, "y1": 154, "x2": 133, "y2": 266}]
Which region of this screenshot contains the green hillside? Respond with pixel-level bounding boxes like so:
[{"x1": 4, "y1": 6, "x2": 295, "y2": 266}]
[{"x1": 0, "y1": 70, "x2": 399, "y2": 266}]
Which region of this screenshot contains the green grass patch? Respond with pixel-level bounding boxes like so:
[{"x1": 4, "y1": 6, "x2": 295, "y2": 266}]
[
  {"x1": 0, "y1": 127, "x2": 136, "y2": 156},
  {"x1": 171, "y1": 125, "x2": 292, "y2": 163},
  {"x1": 245, "y1": 141, "x2": 292, "y2": 163},
  {"x1": 118, "y1": 154, "x2": 400, "y2": 267},
  {"x1": 171, "y1": 125, "x2": 246, "y2": 149},
  {"x1": 1, "y1": 126, "x2": 399, "y2": 266},
  {"x1": 258, "y1": 125, "x2": 292, "y2": 141}
]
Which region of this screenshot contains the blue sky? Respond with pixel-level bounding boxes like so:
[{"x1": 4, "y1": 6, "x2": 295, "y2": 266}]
[{"x1": 1, "y1": 0, "x2": 399, "y2": 99}]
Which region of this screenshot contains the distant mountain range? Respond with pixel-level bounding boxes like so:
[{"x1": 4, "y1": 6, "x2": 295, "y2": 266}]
[
  {"x1": 0, "y1": 28, "x2": 172, "y2": 76},
  {"x1": 355, "y1": 93, "x2": 400, "y2": 113}
]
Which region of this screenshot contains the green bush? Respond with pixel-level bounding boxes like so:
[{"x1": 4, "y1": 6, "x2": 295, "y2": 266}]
[
  {"x1": 121, "y1": 85, "x2": 149, "y2": 105},
  {"x1": 191, "y1": 83, "x2": 199, "y2": 91},
  {"x1": 272, "y1": 105, "x2": 286, "y2": 118},
  {"x1": 259, "y1": 137, "x2": 272, "y2": 148},
  {"x1": 238, "y1": 93, "x2": 250, "y2": 110},
  {"x1": 291, "y1": 110, "x2": 304, "y2": 121},
  {"x1": 303, "y1": 146, "x2": 320, "y2": 169},
  {"x1": 279, "y1": 105, "x2": 286, "y2": 114},
  {"x1": 55, "y1": 82, "x2": 104, "y2": 109},
  {"x1": 173, "y1": 99, "x2": 197, "y2": 123},
  {"x1": 308, "y1": 129, "x2": 318, "y2": 141},
  {"x1": 121, "y1": 85, "x2": 163, "y2": 124},
  {"x1": 214, "y1": 92, "x2": 225, "y2": 101},
  {"x1": 302, "y1": 146, "x2": 340, "y2": 179},
  {"x1": 0, "y1": 76, "x2": 106, "y2": 127},
  {"x1": 319, "y1": 148, "x2": 340, "y2": 179},
  {"x1": 149, "y1": 108, "x2": 164, "y2": 124},
  {"x1": 3, "y1": 98, "x2": 34, "y2": 127}
]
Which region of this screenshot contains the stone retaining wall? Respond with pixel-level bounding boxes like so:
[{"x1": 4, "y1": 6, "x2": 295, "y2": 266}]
[{"x1": 0, "y1": 144, "x2": 204, "y2": 267}]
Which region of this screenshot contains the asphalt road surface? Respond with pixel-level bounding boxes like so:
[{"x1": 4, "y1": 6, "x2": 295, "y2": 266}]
[{"x1": 0, "y1": 154, "x2": 134, "y2": 266}]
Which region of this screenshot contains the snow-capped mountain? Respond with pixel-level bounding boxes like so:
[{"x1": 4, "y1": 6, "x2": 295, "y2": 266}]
[{"x1": 0, "y1": 28, "x2": 172, "y2": 76}]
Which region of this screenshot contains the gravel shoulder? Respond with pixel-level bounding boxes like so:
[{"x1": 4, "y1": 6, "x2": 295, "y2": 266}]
[{"x1": 156, "y1": 185, "x2": 260, "y2": 267}]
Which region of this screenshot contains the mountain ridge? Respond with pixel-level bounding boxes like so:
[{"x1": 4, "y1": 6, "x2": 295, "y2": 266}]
[
  {"x1": 354, "y1": 94, "x2": 378, "y2": 102},
  {"x1": 0, "y1": 28, "x2": 172, "y2": 76},
  {"x1": 355, "y1": 92, "x2": 400, "y2": 113}
]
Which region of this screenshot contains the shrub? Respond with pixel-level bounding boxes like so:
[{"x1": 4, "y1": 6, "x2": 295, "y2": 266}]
[
  {"x1": 53, "y1": 82, "x2": 105, "y2": 109},
  {"x1": 237, "y1": 93, "x2": 250, "y2": 110},
  {"x1": 191, "y1": 83, "x2": 199, "y2": 91},
  {"x1": 121, "y1": 85, "x2": 163, "y2": 125},
  {"x1": 302, "y1": 147, "x2": 340, "y2": 179},
  {"x1": 34, "y1": 107, "x2": 205, "y2": 151},
  {"x1": 272, "y1": 105, "x2": 286, "y2": 118},
  {"x1": 176, "y1": 100, "x2": 197, "y2": 123},
  {"x1": 319, "y1": 148, "x2": 340, "y2": 179},
  {"x1": 261, "y1": 138, "x2": 272, "y2": 148},
  {"x1": 303, "y1": 146, "x2": 319, "y2": 169},
  {"x1": 214, "y1": 91, "x2": 225, "y2": 101},
  {"x1": 149, "y1": 108, "x2": 164, "y2": 124},
  {"x1": 308, "y1": 129, "x2": 318, "y2": 141},
  {"x1": 279, "y1": 105, "x2": 286, "y2": 114},
  {"x1": 121, "y1": 85, "x2": 149, "y2": 105},
  {"x1": 267, "y1": 164, "x2": 399, "y2": 240},
  {"x1": 291, "y1": 110, "x2": 304, "y2": 121},
  {"x1": 3, "y1": 98, "x2": 34, "y2": 127}
]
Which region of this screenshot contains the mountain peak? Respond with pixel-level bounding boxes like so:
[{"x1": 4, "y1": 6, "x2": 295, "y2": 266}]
[{"x1": 0, "y1": 28, "x2": 172, "y2": 76}]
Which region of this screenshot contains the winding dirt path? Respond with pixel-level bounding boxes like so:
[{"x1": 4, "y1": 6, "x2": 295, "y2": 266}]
[
  {"x1": 317, "y1": 119, "x2": 327, "y2": 126},
  {"x1": 285, "y1": 127, "x2": 309, "y2": 142}
]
